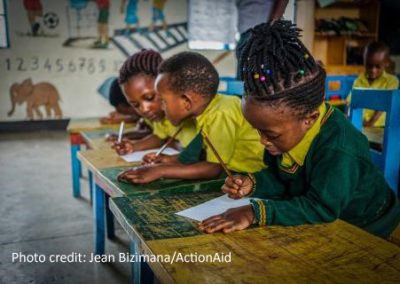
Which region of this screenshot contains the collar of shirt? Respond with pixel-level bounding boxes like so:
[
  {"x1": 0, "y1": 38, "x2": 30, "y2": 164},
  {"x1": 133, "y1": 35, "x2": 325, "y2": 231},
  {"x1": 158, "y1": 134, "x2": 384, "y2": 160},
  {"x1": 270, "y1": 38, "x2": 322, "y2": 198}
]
[
  {"x1": 281, "y1": 103, "x2": 327, "y2": 168},
  {"x1": 195, "y1": 94, "x2": 221, "y2": 129},
  {"x1": 358, "y1": 71, "x2": 392, "y2": 88}
]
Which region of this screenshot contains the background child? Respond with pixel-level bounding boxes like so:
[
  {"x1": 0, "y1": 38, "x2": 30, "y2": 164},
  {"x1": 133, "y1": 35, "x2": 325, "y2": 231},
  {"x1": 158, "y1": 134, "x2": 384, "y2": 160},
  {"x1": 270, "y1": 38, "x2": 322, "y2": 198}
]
[
  {"x1": 199, "y1": 21, "x2": 400, "y2": 244},
  {"x1": 349, "y1": 41, "x2": 399, "y2": 127},
  {"x1": 118, "y1": 52, "x2": 265, "y2": 183},
  {"x1": 113, "y1": 49, "x2": 196, "y2": 156}
]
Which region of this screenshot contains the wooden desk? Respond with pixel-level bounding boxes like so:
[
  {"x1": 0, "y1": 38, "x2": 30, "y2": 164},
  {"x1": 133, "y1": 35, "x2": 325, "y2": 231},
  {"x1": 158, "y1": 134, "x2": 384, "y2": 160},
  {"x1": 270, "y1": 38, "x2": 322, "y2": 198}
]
[
  {"x1": 80, "y1": 130, "x2": 114, "y2": 150},
  {"x1": 110, "y1": 192, "x2": 400, "y2": 283},
  {"x1": 78, "y1": 149, "x2": 225, "y2": 256},
  {"x1": 67, "y1": 117, "x2": 134, "y2": 198}
]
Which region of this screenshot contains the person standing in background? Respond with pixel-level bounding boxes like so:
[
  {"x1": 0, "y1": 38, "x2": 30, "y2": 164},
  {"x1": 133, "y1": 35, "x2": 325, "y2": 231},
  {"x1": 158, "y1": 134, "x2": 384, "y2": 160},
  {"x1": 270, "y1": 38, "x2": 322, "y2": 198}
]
[{"x1": 235, "y1": 0, "x2": 288, "y2": 79}]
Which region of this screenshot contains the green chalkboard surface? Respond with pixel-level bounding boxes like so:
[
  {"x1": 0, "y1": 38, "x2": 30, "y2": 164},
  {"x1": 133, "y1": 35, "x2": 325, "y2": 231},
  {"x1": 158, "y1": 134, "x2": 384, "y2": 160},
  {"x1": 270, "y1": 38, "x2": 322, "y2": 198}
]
[
  {"x1": 110, "y1": 191, "x2": 223, "y2": 240},
  {"x1": 99, "y1": 166, "x2": 226, "y2": 197}
]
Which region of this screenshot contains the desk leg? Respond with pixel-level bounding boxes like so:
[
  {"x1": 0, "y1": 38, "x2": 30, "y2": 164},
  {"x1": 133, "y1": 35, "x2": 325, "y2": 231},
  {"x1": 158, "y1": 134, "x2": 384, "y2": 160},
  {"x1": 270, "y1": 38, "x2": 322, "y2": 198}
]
[
  {"x1": 70, "y1": 144, "x2": 81, "y2": 198},
  {"x1": 88, "y1": 171, "x2": 93, "y2": 206},
  {"x1": 130, "y1": 240, "x2": 154, "y2": 284},
  {"x1": 93, "y1": 183, "x2": 105, "y2": 255},
  {"x1": 105, "y1": 194, "x2": 115, "y2": 239}
]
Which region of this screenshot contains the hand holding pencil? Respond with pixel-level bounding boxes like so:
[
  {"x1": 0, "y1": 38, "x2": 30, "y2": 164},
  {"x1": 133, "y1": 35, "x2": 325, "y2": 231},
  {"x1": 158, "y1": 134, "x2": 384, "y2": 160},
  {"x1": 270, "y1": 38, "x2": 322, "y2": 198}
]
[
  {"x1": 141, "y1": 125, "x2": 183, "y2": 165},
  {"x1": 202, "y1": 130, "x2": 255, "y2": 199}
]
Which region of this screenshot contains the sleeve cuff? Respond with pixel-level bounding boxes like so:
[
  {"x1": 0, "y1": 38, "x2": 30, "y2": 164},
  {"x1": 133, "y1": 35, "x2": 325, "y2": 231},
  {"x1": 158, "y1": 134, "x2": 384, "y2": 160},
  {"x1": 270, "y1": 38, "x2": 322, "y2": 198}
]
[{"x1": 250, "y1": 199, "x2": 268, "y2": 226}]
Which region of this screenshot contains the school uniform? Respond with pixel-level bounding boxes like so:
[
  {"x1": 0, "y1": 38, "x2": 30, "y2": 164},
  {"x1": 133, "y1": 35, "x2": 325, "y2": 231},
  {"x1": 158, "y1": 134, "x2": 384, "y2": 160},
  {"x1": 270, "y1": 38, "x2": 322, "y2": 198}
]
[
  {"x1": 249, "y1": 103, "x2": 400, "y2": 238},
  {"x1": 150, "y1": 117, "x2": 197, "y2": 148},
  {"x1": 351, "y1": 71, "x2": 399, "y2": 127},
  {"x1": 179, "y1": 94, "x2": 265, "y2": 173}
]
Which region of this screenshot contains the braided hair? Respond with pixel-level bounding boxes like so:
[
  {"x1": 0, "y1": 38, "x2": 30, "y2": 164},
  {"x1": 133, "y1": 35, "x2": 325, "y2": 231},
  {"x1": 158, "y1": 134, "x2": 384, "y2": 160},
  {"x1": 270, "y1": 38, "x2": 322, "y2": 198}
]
[
  {"x1": 119, "y1": 49, "x2": 163, "y2": 84},
  {"x1": 240, "y1": 20, "x2": 326, "y2": 117}
]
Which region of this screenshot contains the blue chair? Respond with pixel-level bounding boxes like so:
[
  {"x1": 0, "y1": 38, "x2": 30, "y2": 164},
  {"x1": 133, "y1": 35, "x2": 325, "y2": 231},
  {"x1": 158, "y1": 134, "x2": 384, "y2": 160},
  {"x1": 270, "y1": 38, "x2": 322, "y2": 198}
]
[
  {"x1": 325, "y1": 75, "x2": 357, "y2": 100},
  {"x1": 219, "y1": 77, "x2": 244, "y2": 96},
  {"x1": 349, "y1": 89, "x2": 400, "y2": 193}
]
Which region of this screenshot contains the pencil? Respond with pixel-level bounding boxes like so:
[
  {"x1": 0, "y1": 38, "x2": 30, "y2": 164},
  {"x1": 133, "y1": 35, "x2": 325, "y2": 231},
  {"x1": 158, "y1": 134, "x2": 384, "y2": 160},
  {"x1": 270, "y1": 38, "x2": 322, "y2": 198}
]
[
  {"x1": 155, "y1": 125, "x2": 184, "y2": 157},
  {"x1": 201, "y1": 130, "x2": 233, "y2": 178},
  {"x1": 117, "y1": 121, "x2": 125, "y2": 143}
]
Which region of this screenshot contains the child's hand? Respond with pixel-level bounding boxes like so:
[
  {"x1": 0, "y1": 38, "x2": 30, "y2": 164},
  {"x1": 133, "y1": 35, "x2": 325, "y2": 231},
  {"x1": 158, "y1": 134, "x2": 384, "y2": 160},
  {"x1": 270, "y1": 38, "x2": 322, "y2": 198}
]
[
  {"x1": 141, "y1": 153, "x2": 174, "y2": 165},
  {"x1": 198, "y1": 205, "x2": 255, "y2": 234},
  {"x1": 112, "y1": 138, "x2": 136, "y2": 155},
  {"x1": 221, "y1": 175, "x2": 254, "y2": 199},
  {"x1": 117, "y1": 165, "x2": 162, "y2": 184},
  {"x1": 105, "y1": 133, "x2": 118, "y2": 142}
]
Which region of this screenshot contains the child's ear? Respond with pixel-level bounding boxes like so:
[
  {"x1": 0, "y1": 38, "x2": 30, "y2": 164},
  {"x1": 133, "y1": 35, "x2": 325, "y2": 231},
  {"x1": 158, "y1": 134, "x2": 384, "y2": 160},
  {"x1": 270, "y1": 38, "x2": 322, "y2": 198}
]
[
  {"x1": 304, "y1": 109, "x2": 320, "y2": 129},
  {"x1": 181, "y1": 93, "x2": 192, "y2": 111}
]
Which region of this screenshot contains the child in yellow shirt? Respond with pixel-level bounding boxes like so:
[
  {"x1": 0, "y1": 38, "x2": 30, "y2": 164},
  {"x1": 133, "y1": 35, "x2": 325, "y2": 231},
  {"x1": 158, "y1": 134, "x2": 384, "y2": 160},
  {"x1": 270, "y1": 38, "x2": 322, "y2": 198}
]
[
  {"x1": 350, "y1": 41, "x2": 399, "y2": 127},
  {"x1": 113, "y1": 49, "x2": 196, "y2": 157},
  {"x1": 118, "y1": 52, "x2": 265, "y2": 183}
]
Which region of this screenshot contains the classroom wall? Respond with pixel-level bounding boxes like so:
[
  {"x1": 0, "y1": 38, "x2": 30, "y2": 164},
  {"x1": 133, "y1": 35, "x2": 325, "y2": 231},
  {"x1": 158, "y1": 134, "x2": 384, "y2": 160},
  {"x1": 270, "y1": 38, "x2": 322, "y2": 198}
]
[
  {"x1": 0, "y1": 0, "x2": 296, "y2": 122},
  {"x1": 0, "y1": 0, "x2": 237, "y2": 122}
]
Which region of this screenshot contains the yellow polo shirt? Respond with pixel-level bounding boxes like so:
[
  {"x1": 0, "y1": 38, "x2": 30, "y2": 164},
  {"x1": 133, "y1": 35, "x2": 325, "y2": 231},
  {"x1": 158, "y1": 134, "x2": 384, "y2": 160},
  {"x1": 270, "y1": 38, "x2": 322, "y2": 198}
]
[
  {"x1": 150, "y1": 118, "x2": 197, "y2": 148},
  {"x1": 195, "y1": 94, "x2": 265, "y2": 173},
  {"x1": 281, "y1": 103, "x2": 327, "y2": 168},
  {"x1": 350, "y1": 72, "x2": 399, "y2": 127}
]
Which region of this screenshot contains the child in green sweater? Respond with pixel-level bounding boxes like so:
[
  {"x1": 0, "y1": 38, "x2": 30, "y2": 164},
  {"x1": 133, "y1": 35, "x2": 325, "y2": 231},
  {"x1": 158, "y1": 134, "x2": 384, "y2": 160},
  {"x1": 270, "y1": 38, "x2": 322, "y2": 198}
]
[{"x1": 199, "y1": 20, "x2": 400, "y2": 243}]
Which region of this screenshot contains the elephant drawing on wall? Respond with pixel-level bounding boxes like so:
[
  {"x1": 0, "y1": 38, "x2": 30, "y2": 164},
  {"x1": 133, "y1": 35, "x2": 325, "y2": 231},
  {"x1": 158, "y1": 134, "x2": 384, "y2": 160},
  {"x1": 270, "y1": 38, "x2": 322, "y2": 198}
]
[{"x1": 7, "y1": 78, "x2": 63, "y2": 120}]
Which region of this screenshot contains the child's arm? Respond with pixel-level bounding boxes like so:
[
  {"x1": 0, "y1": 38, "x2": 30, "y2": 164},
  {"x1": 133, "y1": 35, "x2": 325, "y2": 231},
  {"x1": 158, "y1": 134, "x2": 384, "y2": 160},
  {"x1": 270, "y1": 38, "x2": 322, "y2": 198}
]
[
  {"x1": 113, "y1": 134, "x2": 164, "y2": 155},
  {"x1": 118, "y1": 162, "x2": 222, "y2": 183},
  {"x1": 200, "y1": 148, "x2": 363, "y2": 233}
]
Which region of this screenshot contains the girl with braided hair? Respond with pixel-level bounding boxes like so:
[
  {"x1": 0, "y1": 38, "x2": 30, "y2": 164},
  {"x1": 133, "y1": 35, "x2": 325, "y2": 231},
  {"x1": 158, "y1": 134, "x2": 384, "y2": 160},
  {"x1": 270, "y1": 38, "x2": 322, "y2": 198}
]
[
  {"x1": 113, "y1": 49, "x2": 196, "y2": 165},
  {"x1": 200, "y1": 20, "x2": 400, "y2": 244}
]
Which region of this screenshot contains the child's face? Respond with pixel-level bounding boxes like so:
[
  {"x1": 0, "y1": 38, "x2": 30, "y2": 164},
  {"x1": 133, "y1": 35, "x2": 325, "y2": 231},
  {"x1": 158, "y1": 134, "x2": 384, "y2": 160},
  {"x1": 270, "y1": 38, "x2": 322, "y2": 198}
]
[
  {"x1": 364, "y1": 51, "x2": 388, "y2": 81},
  {"x1": 123, "y1": 75, "x2": 164, "y2": 122},
  {"x1": 242, "y1": 97, "x2": 318, "y2": 155},
  {"x1": 155, "y1": 73, "x2": 190, "y2": 126}
]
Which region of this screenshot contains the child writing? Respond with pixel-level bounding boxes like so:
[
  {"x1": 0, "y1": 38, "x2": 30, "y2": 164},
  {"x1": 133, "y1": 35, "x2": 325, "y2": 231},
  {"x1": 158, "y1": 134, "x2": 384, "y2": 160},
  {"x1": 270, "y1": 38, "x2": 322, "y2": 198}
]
[
  {"x1": 199, "y1": 21, "x2": 400, "y2": 244},
  {"x1": 113, "y1": 49, "x2": 196, "y2": 156},
  {"x1": 118, "y1": 52, "x2": 265, "y2": 183},
  {"x1": 350, "y1": 41, "x2": 399, "y2": 127}
]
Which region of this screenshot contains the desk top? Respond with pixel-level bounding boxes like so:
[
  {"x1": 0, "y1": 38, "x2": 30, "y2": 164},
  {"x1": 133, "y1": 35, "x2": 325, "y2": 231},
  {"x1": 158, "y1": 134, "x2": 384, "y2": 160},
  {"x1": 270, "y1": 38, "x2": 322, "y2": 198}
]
[
  {"x1": 77, "y1": 149, "x2": 134, "y2": 173},
  {"x1": 110, "y1": 191, "x2": 400, "y2": 283},
  {"x1": 98, "y1": 166, "x2": 225, "y2": 198},
  {"x1": 144, "y1": 220, "x2": 400, "y2": 283},
  {"x1": 67, "y1": 117, "x2": 135, "y2": 133},
  {"x1": 80, "y1": 130, "x2": 114, "y2": 150}
]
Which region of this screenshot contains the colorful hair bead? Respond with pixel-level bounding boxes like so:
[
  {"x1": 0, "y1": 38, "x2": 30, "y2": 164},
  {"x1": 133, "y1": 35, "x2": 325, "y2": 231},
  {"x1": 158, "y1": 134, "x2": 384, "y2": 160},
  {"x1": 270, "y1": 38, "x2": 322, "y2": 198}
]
[
  {"x1": 304, "y1": 54, "x2": 309, "y2": 59},
  {"x1": 265, "y1": 69, "x2": 271, "y2": 75},
  {"x1": 261, "y1": 64, "x2": 264, "y2": 69},
  {"x1": 299, "y1": 69, "x2": 305, "y2": 75},
  {"x1": 260, "y1": 76, "x2": 266, "y2": 82},
  {"x1": 254, "y1": 73, "x2": 260, "y2": 79}
]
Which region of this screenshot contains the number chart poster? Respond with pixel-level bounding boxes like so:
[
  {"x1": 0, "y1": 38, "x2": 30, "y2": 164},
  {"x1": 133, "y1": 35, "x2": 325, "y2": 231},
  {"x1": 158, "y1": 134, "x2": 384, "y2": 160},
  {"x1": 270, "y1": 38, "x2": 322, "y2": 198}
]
[{"x1": 0, "y1": 0, "x2": 203, "y2": 121}]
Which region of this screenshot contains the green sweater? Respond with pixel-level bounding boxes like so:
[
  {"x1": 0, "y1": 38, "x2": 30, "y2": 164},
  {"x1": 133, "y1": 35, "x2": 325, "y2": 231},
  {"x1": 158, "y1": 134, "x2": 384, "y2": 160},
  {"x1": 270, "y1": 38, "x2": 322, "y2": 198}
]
[{"x1": 250, "y1": 105, "x2": 400, "y2": 238}]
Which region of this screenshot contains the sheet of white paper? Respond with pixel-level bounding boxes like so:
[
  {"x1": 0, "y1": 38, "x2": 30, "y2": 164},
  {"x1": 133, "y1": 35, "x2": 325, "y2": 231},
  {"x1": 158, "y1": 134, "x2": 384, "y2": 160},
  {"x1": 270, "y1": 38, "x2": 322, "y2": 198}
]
[
  {"x1": 176, "y1": 194, "x2": 258, "y2": 222},
  {"x1": 121, "y1": 147, "x2": 180, "y2": 162}
]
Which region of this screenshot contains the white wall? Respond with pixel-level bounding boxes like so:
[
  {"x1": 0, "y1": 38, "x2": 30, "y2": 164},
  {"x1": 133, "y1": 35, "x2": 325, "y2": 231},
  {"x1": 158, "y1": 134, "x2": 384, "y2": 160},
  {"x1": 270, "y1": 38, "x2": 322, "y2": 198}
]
[{"x1": 0, "y1": 0, "x2": 297, "y2": 121}]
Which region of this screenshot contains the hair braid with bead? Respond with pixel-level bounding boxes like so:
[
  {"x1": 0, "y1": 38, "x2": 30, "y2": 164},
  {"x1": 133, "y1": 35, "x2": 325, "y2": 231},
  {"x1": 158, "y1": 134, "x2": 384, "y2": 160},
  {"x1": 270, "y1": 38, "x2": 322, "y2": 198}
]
[{"x1": 240, "y1": 20, "x2": 326, "y2": 117}]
